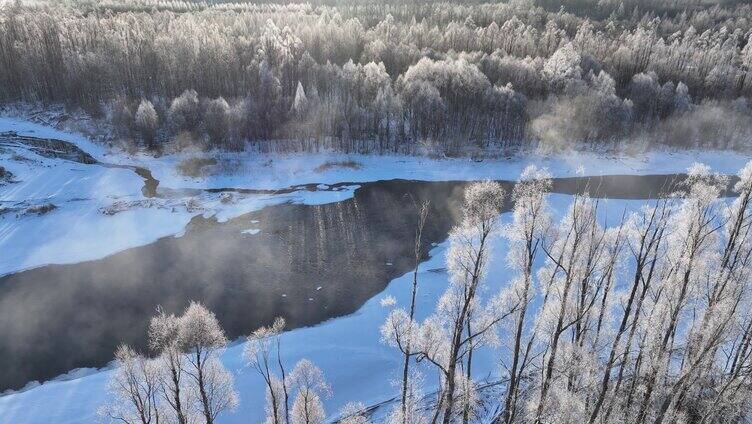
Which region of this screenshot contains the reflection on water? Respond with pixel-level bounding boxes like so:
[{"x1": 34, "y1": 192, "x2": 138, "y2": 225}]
[{"x1": 0, "y1": 174, "x2": 731, "y2": 391}]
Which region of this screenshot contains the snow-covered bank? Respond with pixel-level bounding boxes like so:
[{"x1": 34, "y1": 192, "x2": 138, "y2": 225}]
[
  {"x1": 4, "y1": 115, "x2": 751, "y2": 192},
  {"x1": 0, "y1": 195, "x2": 648, "y2": 423},
  {"x1": 110, "y1": 145, "x2": 752, "y2": 193},
  {"x1": 0, "y1": 186, "x2": 356, "y2": 276},
  {"x1": 3, "y1": 115, "x2": 750, "y2": 276},
  {"x1": 0, "y1": 118, "x2": 150, "y2": 275},
  {"x1": 0, "y1": 117, "x2": 358, "y2": 275}
]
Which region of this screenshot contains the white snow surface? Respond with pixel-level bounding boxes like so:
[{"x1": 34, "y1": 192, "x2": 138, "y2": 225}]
[
  {"x1": 111, "y1": 142, "x2": 752, "y2": 191},
  {"x1": 0, "y1": 117, "x2": 358, "y2": 275},
  {"x1": 4, "y1": 116, "x2": 749, "y2": 191},
  {"x1": 2, "y1": 115, "x2": 752, "y2": 422}
]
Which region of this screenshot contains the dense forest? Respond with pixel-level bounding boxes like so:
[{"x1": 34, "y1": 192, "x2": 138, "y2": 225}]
[{"x1": 2, "y1": 0, "x2": 752, "y2": 153}]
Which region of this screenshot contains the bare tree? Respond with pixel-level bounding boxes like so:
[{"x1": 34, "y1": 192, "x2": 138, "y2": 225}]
[
  {"x1": 290, "y1": 359, "x2": 330, "y2": 424},
  {"x1": 498, "y1": 165, "x2": 552, "y2": 424},
  {"x1": 149, "y1": 308, "x2": 191, "y2": 424},
  {"x1": 245, "y1": 317, "x2": 290, "y2": 424},
  {"x1": 135, "y1": 99, "x2": 159, "y2": 149},
  {"x1": 100, "y1": 344, "x2": 161, "y2": 424},
  {"x1": 408, "y1": 181, "x2": 518, "y2": 423},
  {"x1": 338, "y1": 402, "x2": 372, "y2": 424},
  {"x1": 178, "y1": 302, "x2": 238, "y2": 424}
]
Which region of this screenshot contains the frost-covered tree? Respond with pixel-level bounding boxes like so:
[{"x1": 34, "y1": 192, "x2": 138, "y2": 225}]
[
  {"x1": 542, "y1": 42, "x2": 582, "y2": 93},
  {"x1": 631, "y1": 165, "x2": 730, "y2": 423},
  {"x1": 382, "y1": 162, "x2": 752, "y2": 423},
  {"x1": 338, "y1": 402, "x2": 371, "y2": 424},
  {"x1": 487, "y1": 161, "x2": 752, "y2": 423},
  {"x1": 290, "y1": 360, "x2": 330, "y2": 424},
  {"x1": 149, "y1": 307, "x2": 192, "y2": 424},
  {"x1": 379, "y1": 201, "x2": 429, "y2": 423},
  {"x1": 3, "y1": 1, "x2": 752, "y2": 151},
  {"x1": 245, "y1": 317, "x2": 290, "y2": 424},
  {"x1": 110, "y1": 95, "x2": 135, "y2": 139},
  {"x1": 407, "y1": 181, "x2": 518, "y2": 424},
  {"x1": 100, "y1": 345, "x2": 161, "y2": 424},
  {"x1": 245, "y1": 319, "x2": 336, "y2": 424},
  {"x1": 526, "y1": 191, "x2": 625, "y2": 423},
  {"x1": 586, "y1": 199, "x2": 671, "y2": 424},
  {"x1": 255, "y1": 59, "x2": 283, "y2": 139},
  {"x1": 168, "y1": 89, "x2": 201, "y2": 134},
  {"x1": 380, "y1": 308, "x2": 425, "y2": 421},
  {"x1": 178, "y1": 302, "x2": 238, "y2": 424},
  {"x1": 291, "y1": 82, "x2": 309, "y2": 117},
  {"x1": 384, "y1": 370, "x2": 427, "y2": 424},
  {"x1": 204, "y1": 97, "x2": 230, "y2": 148},
  {"x1": 135, "y1": 99, "x2": 159, "y2": 149},
  {"x1": 689, "y1": 161, "x2": 752, "y2": 422},
  {"x1": 499, "y1": 165, "x2": 552, "y2": 423}
]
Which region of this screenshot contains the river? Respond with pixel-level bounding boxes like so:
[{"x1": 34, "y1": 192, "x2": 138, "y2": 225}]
[{"x1": 0, "y1": 166, "x2": 737, "y2": 391}]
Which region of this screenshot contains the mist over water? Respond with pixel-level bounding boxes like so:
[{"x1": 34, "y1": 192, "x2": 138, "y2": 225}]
[{"x1": 0, "y1": 174, "x2": 730, "y2": 392}]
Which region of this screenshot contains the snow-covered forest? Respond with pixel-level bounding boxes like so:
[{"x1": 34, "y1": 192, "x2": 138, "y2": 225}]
[
  {"x1": 93, "y1": 162, "x2": 752, "y2": 424},
  {"x1": 2, "y1": 0, "x2": 752, "y2": 153}
]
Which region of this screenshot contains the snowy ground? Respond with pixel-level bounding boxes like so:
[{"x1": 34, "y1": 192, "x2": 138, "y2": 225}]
[
  {"x1": 105, "y1": 140, "x2": 752, "y2": 192},
  {"x1": 2, "y1": 115, "x2": 752, "y2": 423},
  {"x1": 0, "y1": 117, "x2": 357, "y2": 276}
]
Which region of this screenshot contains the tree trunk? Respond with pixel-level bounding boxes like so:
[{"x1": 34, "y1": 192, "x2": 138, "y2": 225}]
[{"x1": 195, "y1": 348, "x2": 213, "y2": 424}]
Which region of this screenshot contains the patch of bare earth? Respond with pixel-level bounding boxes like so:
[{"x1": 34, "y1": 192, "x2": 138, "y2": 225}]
[
  {"x1": 176, "y1": 157, "x2": 217, "y2": 178},
  {"x1": 314, "y1": 160, "x2": 362, "y2": 173}
]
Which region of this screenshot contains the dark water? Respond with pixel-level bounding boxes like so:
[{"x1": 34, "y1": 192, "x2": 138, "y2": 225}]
[{"x1": 0, "y1": 173, "x2": 733, "y2": 392}]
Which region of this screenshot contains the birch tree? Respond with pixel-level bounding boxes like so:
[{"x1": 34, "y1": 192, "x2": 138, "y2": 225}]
[
  {"x1": 498, "y1": 165, "x2": 552, "y2": 424},
  {"x1": 135, "y1": 99, "x2": 159, "y2": 149},
  {"x1": 411, "y1": 181, "x2": 518, "y2": 423},
  {"x1": 149, "y1": 308, "x2": 192, "y2": 424},
  {"x1": 178, "y1": 302, "x2": 238, "y2": 424},
  {"x1": 290, "y1": 360, "x2": 330, "y2": 424},
  {"x1": 245, "y1": 317, "x2": 291, "y2": 424},
  {"x1": 100, "y1": 345, "x2": 162, "y2": 424}
]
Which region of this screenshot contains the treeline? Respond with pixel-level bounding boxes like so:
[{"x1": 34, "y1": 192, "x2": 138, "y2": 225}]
[{"x1": 2, "y1": 0, "x2": 752, "y2": 152}]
